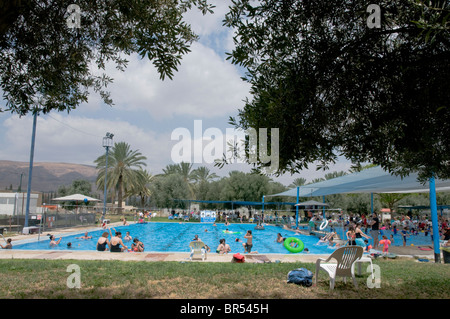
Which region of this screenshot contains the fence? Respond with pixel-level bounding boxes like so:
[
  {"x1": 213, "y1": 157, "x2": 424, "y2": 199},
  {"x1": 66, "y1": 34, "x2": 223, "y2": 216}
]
[{"x1": 0, "y1": 212, "x2": 98, "y2": 234}]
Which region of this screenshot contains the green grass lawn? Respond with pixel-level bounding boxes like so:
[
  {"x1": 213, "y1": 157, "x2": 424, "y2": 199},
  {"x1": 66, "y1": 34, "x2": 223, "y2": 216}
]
[{"x1": 0, "y1": 258, "x2": 448, "y2": 299}]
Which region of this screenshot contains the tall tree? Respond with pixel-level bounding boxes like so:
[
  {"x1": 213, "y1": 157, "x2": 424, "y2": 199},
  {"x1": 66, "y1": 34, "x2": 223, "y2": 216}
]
[
  {"x1": 224, "y1": 0, "x2": 450, "y2": 180},
  {"x1": 377, "y1": 193, "x2": 410, "y2": 213},
  {"x1": 191, "y1": 166, "x2": 219, "y2": 184},
  {"x1": 162, "y1": 162, "x2": 196, "y2": 199},
  {"x1": 126, "y1": 169, "x2": 153, "y2": 210},
  {"x1": 95, "y1": 141, "x2": 147, "y2": 213},
  {"x1": 288, "y1": 177, "x2": 306, "y2": 188},
  {"x1": 0, "y1": 0, "x2": 214, "y2": 115}
]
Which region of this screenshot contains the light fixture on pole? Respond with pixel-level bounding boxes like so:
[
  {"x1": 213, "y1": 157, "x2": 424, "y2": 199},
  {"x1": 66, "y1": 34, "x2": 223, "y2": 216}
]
[{"x1": 101, "y1": 132, "x2": 114, "y2": 222}]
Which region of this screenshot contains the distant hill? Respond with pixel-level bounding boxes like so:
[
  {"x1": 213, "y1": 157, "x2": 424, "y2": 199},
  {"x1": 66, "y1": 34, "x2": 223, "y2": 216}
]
[{"x1": 0, "y1": 160, "x2": 98, "y2": 192}]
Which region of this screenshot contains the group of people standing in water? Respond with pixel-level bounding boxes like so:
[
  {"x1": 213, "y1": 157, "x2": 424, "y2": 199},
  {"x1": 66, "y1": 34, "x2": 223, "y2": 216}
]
[{"x1": 44, "y1": 227, "x2": 144, "y2": 252}]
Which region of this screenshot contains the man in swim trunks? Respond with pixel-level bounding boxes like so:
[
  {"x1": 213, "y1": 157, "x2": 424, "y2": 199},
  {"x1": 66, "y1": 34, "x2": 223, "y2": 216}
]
[{"x1": 243, "y1": 230, "x2": 253, "y2": 253}]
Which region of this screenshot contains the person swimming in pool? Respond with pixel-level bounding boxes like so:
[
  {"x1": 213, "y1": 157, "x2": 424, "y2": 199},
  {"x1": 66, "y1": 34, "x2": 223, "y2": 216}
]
[
  {"x1": 49, "y1": 235, "x2": 62, "y2": 247},
  {"x1": 76, "y1": 232, "x2": 92, "y2": 240},
  {"x1": 276, "y1": 233, "x2": 285, "y2": 243},
  {"x1": 0, "y1": 238, "x2": 12, "y2": 249},
  {"x1": 124, "y1": 231, "x2": 132, "y2": 241}
]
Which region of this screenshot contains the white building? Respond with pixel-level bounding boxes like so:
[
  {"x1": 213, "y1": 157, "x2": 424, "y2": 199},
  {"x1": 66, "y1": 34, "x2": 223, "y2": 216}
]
[{"x1": 0, "y1": 192, "x2": 39, "y2": 216}]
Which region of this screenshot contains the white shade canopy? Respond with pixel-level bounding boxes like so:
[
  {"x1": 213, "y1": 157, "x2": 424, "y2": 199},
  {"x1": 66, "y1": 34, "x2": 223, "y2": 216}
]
[
  {"x1": 266, "y1": 166, "x2": 450, "y2": 197},
  {"x1": 52, "y1": 194, "x2": 100, "y2": 202}
]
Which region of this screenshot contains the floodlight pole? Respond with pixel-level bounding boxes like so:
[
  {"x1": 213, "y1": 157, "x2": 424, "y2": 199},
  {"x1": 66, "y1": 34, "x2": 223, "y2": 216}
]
[
  {"x1": 24, "y1": 111, "x2": 38, "y2": 228},
  {"x1": 101, "y1": 133, "x2": 113, "y2": 222},
  {"x1": 429, "y1": 175, "x2": 441, "y2": 263}
]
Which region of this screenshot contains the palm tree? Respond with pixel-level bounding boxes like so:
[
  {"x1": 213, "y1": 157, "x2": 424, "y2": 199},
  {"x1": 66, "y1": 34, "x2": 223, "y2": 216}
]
[
  {"x1": 126, "y1": 169, "x2": 153, "y2": 210},
  {"x1": 95, "y1": 142, "x2": 147, "y2": 213},
  {"x1": 191, "y1": 166, "x2": 219, "y2": 184},
  {"x1": 162, "y1": 164, "x2": 180, "y2": 175},
  {"x1": 289, "y1": 177, "x2": 306, "y2": 188}
]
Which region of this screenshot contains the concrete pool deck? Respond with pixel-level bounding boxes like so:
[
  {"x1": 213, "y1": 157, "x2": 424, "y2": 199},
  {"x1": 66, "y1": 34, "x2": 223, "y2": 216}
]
[{"x1": 0, "y1": 223, "x2": 438, "y2": 263}]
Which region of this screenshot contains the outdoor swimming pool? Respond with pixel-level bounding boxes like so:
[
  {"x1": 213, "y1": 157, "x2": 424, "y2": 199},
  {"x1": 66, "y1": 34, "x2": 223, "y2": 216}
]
[{"x1": 13, "y1": 222, "x2": 336, "y2": 254}]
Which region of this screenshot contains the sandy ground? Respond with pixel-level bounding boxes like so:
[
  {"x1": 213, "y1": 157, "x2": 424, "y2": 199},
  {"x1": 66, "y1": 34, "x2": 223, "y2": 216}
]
[{"x1": 0, "y1": 223, "x2": 442, "y2": 263}]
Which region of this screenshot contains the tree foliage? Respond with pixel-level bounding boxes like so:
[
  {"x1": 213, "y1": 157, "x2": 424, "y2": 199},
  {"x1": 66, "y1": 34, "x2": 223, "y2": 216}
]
[
  {"x1": 224, "y1": 0, "x2": 450, "y2": 180},
  {"x1": 0, "y1": 0, "x2": 214, "y2": 115},
  {"x1": 95, "y1": 141, "x2": 147, "y2": 212}
]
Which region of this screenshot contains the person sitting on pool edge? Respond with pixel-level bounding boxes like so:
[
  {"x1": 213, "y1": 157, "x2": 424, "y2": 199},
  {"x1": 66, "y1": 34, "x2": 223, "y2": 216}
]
[
  {"x1": 216, "y1": 239, "x2": 231, "y2": 254},
  {"x1": 131, "y1": 238, "x2": 145, "y2": 252},
  {"x1": 97, "y1": 231, "x2": 111, "y2": 251},
  {"x1": 110, "y1": 231, "x2": 128, "y2": 252}
]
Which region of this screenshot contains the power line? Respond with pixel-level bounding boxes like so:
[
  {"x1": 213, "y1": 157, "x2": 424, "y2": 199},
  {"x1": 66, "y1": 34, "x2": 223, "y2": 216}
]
[{"x1": 46, "y1": 114, "x2": 103, "y2": 138}]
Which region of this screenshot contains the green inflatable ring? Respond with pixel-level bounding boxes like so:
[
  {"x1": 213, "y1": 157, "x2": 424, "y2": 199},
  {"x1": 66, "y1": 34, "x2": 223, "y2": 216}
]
[
  {"x1": 283, "y1": 237, "x2": 305, "y2": 253},
  {"x1": 222, "y1": 230, "x2": 241, "y2": 234}
]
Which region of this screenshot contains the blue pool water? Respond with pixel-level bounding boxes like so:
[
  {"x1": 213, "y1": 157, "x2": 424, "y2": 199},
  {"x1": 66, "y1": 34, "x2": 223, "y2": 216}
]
[{"x1": 13, "y1": 222, "x2": 336, "y2": 254}]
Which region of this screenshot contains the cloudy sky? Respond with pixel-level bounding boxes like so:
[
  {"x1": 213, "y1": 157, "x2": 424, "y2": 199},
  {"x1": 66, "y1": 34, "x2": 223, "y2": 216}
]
[{"x1": 0, "y1": 0, "x2": 352, "y2": 187}]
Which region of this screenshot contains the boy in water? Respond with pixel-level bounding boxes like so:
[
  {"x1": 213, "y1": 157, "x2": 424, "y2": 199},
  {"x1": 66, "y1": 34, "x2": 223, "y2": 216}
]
[{"x1": 242, "y1": 230, "x2": 258, "y2": 254}]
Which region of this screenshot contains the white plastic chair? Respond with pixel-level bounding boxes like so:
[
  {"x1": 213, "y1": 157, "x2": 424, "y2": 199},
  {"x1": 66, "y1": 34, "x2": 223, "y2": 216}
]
[
  {"x1": 189, "y1": 241, "x2": 207, "y2": 261},
  {"x1": 315, "y1": 246, "x2": 363, "y2": 290}
]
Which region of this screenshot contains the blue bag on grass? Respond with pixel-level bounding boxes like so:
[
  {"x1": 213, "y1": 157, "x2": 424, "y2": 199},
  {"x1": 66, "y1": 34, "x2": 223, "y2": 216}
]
[{"x1": 287, "y1": 268, "x2": 313, "y2": 287}]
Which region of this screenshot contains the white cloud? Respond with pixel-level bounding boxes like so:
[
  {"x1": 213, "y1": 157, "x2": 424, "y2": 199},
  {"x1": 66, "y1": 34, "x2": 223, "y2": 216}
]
[{"x1": 99, "y1": 42, "x2": 250, "y2": 120}]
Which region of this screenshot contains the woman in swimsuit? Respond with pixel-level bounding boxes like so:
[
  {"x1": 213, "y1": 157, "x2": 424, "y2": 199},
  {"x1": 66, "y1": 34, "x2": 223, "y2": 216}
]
[
  {"x1": 96, "y1": 231, "x2": 110, "y2": 251},
  {"x1": 354, "y1": 223, "x2": 371, "y2": 246},
  {"x1": 110, "y1": 231, "x2": 128, "y2": 252},
  {"x1": 49, "y1": 235, "x2": 62, "y2": 247}
]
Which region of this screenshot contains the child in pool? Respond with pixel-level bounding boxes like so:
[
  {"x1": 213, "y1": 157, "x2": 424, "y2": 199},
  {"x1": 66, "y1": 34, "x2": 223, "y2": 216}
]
[{"x1": 401, "y1": 227, "x2": 410, "y2": 247}]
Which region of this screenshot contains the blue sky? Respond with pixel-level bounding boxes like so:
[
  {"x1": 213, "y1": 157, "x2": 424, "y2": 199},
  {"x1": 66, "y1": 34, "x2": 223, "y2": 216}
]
[{"x1": 0, "y1": 0, "x2": 352, "y2": 187}]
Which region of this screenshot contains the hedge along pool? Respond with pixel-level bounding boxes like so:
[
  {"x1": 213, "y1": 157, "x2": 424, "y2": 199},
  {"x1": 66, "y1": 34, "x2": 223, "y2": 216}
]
[{"x1": 13, "y1": 222, "x2": 335, "y2": 254}]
